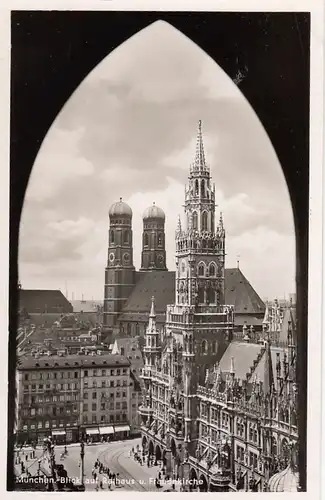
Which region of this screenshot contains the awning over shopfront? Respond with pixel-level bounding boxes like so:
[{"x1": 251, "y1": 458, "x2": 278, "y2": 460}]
[
  {"x1": 99, "y1": 426, "x2": 114, "y2": 435},
  {"x1": 52, "y1": 430, "x2": 66, "y2": 436},
  {"x1": 86, "y1": 428, "x2": 99, "y2": 435},
  {"x1": 114, "y1": 425, "x2": 130, "y2": 433}
]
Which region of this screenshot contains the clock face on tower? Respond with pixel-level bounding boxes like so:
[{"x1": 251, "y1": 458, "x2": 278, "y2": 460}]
[
  {"x1": 157, "y1": 254, "x2": 164, "y2": 265},
  {"x1": 123, "y1": 252, "x2": 130, "y2": 264},
  {"x1": 109, "y1": 252, "x2": 115, "y2": 263}
]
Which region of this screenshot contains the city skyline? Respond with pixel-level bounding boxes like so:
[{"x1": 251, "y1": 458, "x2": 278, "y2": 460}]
[{"x1": 18, "y1": 21, "x2": 295, "y2": 301}]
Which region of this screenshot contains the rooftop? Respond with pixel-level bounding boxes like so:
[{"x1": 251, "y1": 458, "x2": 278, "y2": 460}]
[{"x1": 18, "y1": 353, "x2": 130, "y2": 370}]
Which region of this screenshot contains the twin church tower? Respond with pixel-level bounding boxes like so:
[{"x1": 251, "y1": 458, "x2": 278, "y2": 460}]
[{"x1": 103, "y1": 121, "x2": 228, "y2": 334}]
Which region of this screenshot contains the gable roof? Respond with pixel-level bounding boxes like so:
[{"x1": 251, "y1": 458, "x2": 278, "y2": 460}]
[
  {"x1": 119, "y1": 268, "x2": 265, "y2": 318},
  {"x1": 224, "y1": 268, "x2": 265, "y2": 315},
  {"x1": 19, "y1": 289, "x2": 73, "y2": 314},
  {"x1": 121, "y1": 271, "x2": 175, "y2": 314},
  {"x1": 219, "y1": 341, "x2": 263, "y2": 380}
]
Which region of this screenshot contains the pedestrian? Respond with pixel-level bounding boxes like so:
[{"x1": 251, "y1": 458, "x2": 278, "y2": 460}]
[
  {"x1": 25, "y1": 454, "x2": 28, "y2": 462},
  {"x1": 93, "y1": 472, "x2": 97, "y2": 481}
]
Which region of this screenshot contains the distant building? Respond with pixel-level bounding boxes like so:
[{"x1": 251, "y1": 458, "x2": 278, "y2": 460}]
[
  {"x1": 16, "y1": 353, "x2": 139, "y2": 444},
  {"x1": 111, "y1": 337, "x2": 144, "y2": 433},
  {"x1": 19, "y1": 289, "x2": 73, "y2": 315}
]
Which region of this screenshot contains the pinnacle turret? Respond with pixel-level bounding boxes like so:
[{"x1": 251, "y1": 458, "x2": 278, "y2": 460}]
[{"x1": 190, "y1": 120, "x2": 209, "y2": 175}]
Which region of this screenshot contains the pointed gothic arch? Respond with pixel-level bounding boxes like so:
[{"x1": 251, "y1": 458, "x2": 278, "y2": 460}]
[
  {"x1": 198, "y1": 262, "x2": 205, "y2": 276},
  {"x1": 201, "y1": 178, "x2": 205, "y2": 197},
  {"x1": 192, "y1": 211, "x2": 198, "y2": 230},
  {"x1": 144, "y1": 233, "x2": 149, "y2": 246},
  {"x1": 201, "y1": 211, "x2": 208, "y2": 231},
  {"x1": 195, "y1": 179, "x2": 199, "y2": 195},
  {"x1": 198, "y1": 287, "x2": 205, "y2": 304},
  {"x1": 110, "y1": 230, "x2": 114, "y2": 244},
  {"x1": 209, "y1": 262, "x2": 216, "y2": 276}
]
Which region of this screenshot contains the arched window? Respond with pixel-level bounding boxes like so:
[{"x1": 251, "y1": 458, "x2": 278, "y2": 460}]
[
  {"x1": 144, "y1": 233, "x2": 149, "y2": 246},
  {"x1": 192, "y1": 212, "x2": 198, "y2": 230},
  {"x1": 123, "y1": 230, "x2": 129, "y2": 244},
  {"x1": 201, "y1": 212, "x2": 208, "y2": 231},
  {"x1": 158, "y1": 233, "x2": 163, "y2": 246},
  {"x1": 198, "y1": 264, "x2": 205, "y2": 276},
  {"x1": 195, "y1": 179, "x2": 199, "y2": 195},
  {"x1": 209, "y1": 263, "x2": 216, "y2": 276},
  {"x1": 127, "y1": 323, "x2": 131, "y2": 335},
  {"x1": 110, "y1": 230, "x2": 114, "y2": 244},
  {"x1": 135, "y1": 323, "x2": 139, "y2": 336},
  {"x1": 198, "y1": 287, "x2": 205, "y2": 304},
  {"x1": 201, "y1": 340, "x2": 208, "y2": 355},
  {"x1": 211, "y1": 213, "x2": 214, "y2": 231},
  {"x1": 201, "y1": 179, "x2": 205, "y2": 197},
  {"x1": 207, "y1": 288, "x2": 215, "y2": 304},
  {"x1": 212, "y1": 340, "x2": 218, "y2": 354}
]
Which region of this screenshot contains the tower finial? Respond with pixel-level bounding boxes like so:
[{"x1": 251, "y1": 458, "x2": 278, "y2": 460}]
[
  {"x1": 150, "y1": 296, "x2": 156, "y2": 318},
  {"x1": 191, "y1": 120, "x2": 207, "y2": 173},
  {"x1": 176, "y1": 214, "x2": 182, "y2": 233}
]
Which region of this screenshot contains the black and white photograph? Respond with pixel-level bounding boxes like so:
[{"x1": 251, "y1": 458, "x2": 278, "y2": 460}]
[{"x1": 4, "y1": 3, "x2": 324, "y2": 496}]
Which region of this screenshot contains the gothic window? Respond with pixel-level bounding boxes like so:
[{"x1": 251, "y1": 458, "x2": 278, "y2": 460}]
[
  {"x1": 207, "y1": 288, "x2": 215, "y2": 304},
  {"x1": 209, "y1": 263, "x2": 216, "y2": 276},
  {"x1": 201, "y1": 211, "x2": 208, "y2": 231},
  {"x1": 195, "y1": 179, "x2": 199, "y2": 195},
  {"x1": 212, "y1": 340, "x2": 218, "y2": 354},
  {"x1": 201, "y1": 340, "x2": 208, "y2": 355},
  {"x1": 123, "y1": 230, "x2": 129, "y2": 244},
  {"x1": 192, "y1": 212, "x2": 198, "y2": 230},
  {"x1": 135, "y1": 323, "x2": 139, "y2": 336},
  {"x1": 198, "y1": 287, "x2": 205, "y2": 304},
  {"x1": 201, "y1": 179, "x2": 205, "y2": 197},
  {"x1": 110, "y1": 230, "x2": 114, "y2": 244},
  {"x1": 202, "y1": 240, "x2": 207, "y2": 249},
  {"x1": 211, "y1": 213, "x2": 214, "y2": 231},
  {"x1": 127, "y1": 323, "x2": 131, "y2": 335},
  {"x1": 144, "y1": 233, "x2": 149, "y2": 246},
  {"x1": 158, "y1": 233, "x2": 163, "y2": 246},
  {"x1": 198, "y1": 264, "x2": 205, "y2": 276}
]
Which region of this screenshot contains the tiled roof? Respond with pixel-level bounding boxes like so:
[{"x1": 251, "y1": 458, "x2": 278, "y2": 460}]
[
  {"x1": 19, "y1": 289, "x2": 73, "y2": 314},
  {"x1": 234, "y1": 315, "x2": 263, "y2": 327},
  {"x1": 224, "y1": 268, "x2": 265, "y2": 315},
  {"x1": 119, "y1": 268, "x2": 264, "y2": 318},
  {"x1": 18, "y1": 353, "x2": 130, "y2": 370},
  {"x1": 279, "y1": 307, "x2": 296, "y2": 344},
  {"x1": 122, "y1": 271, "x2": 175, "y2": 313},
  {"x1": 218, "y1": 341, "x2": 263, "y2": 380},
  {"x1": 252, "y1": 345, "x2": 286, "y2": 384}
]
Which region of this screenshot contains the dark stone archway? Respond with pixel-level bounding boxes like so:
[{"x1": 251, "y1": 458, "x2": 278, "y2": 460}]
[
  {"x1": 199, "y1": 474, "x2": 208, "y2": 492},
  {"x1": 148, "y1": 440, "x2": 154, "y2": 457},
  {"x1": 155, "y1": 444, "x2": 162, "y2": 461},
  {"x1": 190, "y1": 468, "x2": 198, "y2": 491}
]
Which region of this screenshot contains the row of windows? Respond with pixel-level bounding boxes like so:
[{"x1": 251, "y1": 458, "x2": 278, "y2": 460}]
[
  {"x1": 197, "y1": 262, "x2": 219, "y2": 277},
  {"x1": 110, "y1": 229, "x2": 130, "y2": 244},
  {"x1": 21, "y1": 406, "x2": 78, "y2": 417},
  {"x1": 83, "y1": 414, "x2": 127, "y2": 424},
  {"x1": 83, "y1": 401, "x2": 127, "y2": 412},
  {"x1": 143, "y1": 233, "x2": 164, "y2": 247},
  {"x1": 22, "y1": 421, "x2": 78, "y2": 430},
  {"x1": 84, "y1": 391, "x2": 127, "y2": 399},
  {"x1": 24, "y1": 368, "x2": 128, "y2": 381},
  {"x1": 24, "y1": 394, "x2": 79, "y2": 403},
  {"x1": 24, "y1": 379, "x2": 128, "y2": 392}
]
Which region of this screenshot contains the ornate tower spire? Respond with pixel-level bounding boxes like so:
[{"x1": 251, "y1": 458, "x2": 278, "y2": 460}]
[
  {"x1": 263, "y1": 336, "x2": 274, "y2": 394},
  {"x1": 191, "y1": 120, "x2": 208, "y2": 174},
  {"x1": 144, "y1": 296, "x2": 161, "y2": 368}
]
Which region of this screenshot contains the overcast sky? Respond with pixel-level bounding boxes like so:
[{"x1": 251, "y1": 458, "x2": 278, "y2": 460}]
[{"x1": 18, "y1": 21, "x2": 295, "y2": 302}]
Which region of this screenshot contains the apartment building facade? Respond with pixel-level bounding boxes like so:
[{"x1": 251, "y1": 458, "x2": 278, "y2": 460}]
[{"x1": 16, "y1": 353, "x2": 139, "y2": 444}]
